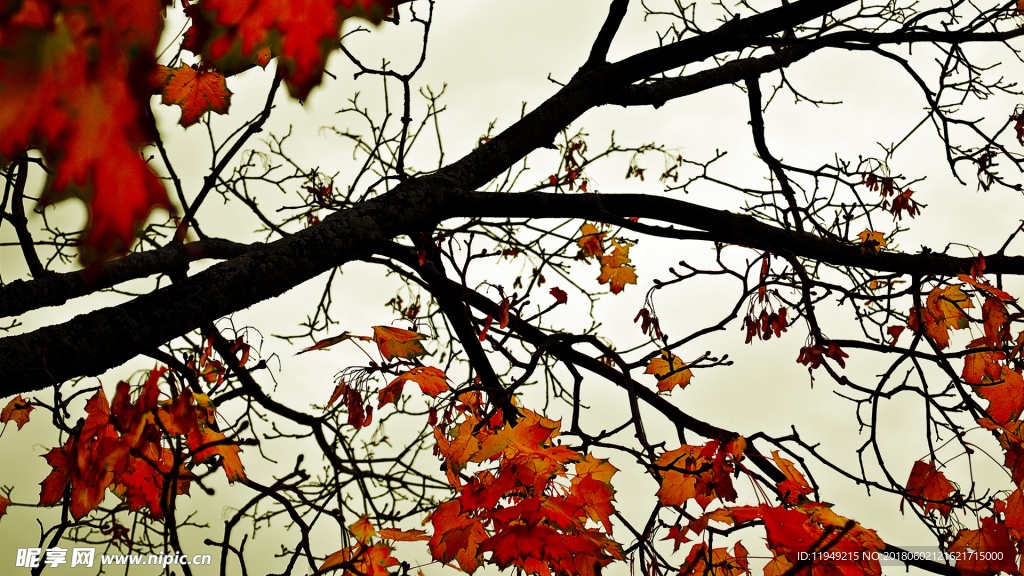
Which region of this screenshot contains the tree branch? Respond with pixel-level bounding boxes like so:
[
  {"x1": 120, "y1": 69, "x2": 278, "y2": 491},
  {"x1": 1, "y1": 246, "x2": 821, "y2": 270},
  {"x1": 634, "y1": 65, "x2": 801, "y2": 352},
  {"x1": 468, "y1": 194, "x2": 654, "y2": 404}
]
[
  {"x1": 584, "y1": 0, "x2": 630, "y2": 69},
  {"x1": 1, "y1": 189, "x2": 1020, "y2": 397}
]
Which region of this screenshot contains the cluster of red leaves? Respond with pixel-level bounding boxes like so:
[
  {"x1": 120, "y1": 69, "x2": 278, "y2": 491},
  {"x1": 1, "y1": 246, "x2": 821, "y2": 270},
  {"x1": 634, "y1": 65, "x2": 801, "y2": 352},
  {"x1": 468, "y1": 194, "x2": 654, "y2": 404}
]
[
  {"x1": 314, "y1": 326, "x2": 444, "y2": 426},
  {"x1": 797, "y1": 342, "x2": 848, "y2": 370},
  {"x1": 634, "y1": 307, "x2": 664, "y2": 340},
  {"x1": 325, "y1": 380, "x2": 374, "y2": 428},
  {"x1": 320, "y1": 515, "x2": 429, "y2": 575},
  {"x1": 897, "y1": 273, "x2": 1024, "y2": 576},
  {"x1": 182, "y1": 0, "x2": 407, "y2": 100},
  {"x1": 428, "y1": 393, "x2": 623, "y2": 576},
  {"x1": 744, "y1": 256, "x2": 789, "y2": 343},
  {"x1": 728, "y1": 503, "x2": 885, "y2": 576},
  {"x1": 0, "y1": 0, "x2": 170, "y2": 262},
  {"x1": 576, "y1": 224, "x2": 637, "y2": 294},
  {"x1": 654, "y1": 438, "x2": 745, "y2": 510},
  {"x1": 36, "y1": 367, "x2": 245, "y2": 520},
  {"x1": 0, "y1": 0, "x2": 404, "y2": 262},
  {"x1": 665, "y1": 452, "x2": 884, "y2": 576}
]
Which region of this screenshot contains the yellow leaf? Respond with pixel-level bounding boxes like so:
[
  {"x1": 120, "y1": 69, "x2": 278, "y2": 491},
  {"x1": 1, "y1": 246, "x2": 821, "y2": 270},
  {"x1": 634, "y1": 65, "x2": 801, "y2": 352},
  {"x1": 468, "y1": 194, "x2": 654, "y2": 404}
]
[
  {"x1": 645, "y1": 350, "x2": 693, "y2": 393},
  {"x1": 857, "y1": 229, "x2": 886, "y2": 253}
]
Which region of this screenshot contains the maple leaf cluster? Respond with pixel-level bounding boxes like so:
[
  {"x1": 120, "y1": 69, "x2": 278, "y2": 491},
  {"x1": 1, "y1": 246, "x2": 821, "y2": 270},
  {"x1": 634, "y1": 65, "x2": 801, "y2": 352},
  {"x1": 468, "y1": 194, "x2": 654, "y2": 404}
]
[
  {"x1": 428, "y1": 393, "x2": 623, "y2": 576},
  {"x1": 320, "y1": 515, "x2": 429, "y2": 575},
  {"x1": 653, "y1": 438, "x2": 745, "y2": 509},
  {"x1": 0, "y1": 0, "x2": 405, "y2": 263},
  {"x1": 35, "y1": 367, "x2": 245, "y2": 520},
  {"x1": 577, "y1": 223, "x2": 638, "y2": 294},
  {"x1": 895, "y1": 269, "x2": 1024, "y2": 576},
  {"x1": 663, "y1": 450, "x2": 887, "y2": 576},
  {"x1": 0, "y1": 0, "x2": 170, "y2": 262},
  {"x1": 796, "y1": 342, "x2": 849, "y2": 370}
]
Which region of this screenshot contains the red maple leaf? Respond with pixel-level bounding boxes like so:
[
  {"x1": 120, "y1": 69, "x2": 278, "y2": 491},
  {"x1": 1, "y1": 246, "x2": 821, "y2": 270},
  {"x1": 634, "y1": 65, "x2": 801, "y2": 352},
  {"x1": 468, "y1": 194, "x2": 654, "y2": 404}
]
[
  {"x1": 0, "y1": 0, "x2": 170, "y2": 263},
  {"x1": 187, "y1": 0, "x2": 407, "y2": 100},
  {"x1": 158, "y1": 64, "x2": 232, "y2": 127},
  {"x1": 902, "y1": 460, "x2": 957, "y2": 518},
  {"x1": 948, "y1": 517, "x2": 1018, "y2": 576}
]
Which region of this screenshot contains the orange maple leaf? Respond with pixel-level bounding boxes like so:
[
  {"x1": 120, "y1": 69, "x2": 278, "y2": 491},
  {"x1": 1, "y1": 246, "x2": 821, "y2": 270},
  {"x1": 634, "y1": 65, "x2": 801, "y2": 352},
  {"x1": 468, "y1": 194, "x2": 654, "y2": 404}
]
[
  {"x1": 645, "y1": 350, "x2": 693, "y2": 393},
  {"x1": 577, "y1": 223, "x2": 605, "y2": 258},
  {"x1": 597, "y1": 238, "x2": 637, "y2": 294},
  {"x1": 159, "y1": 64, "x2": 232, "y2": 127},
  {"x1": 377, "y1": 528, "x2": 430, "y2": 541},
  {"x1": 771, "y1": 451, "x2": 814, "y2": 504},
  {"x1": 350, "y1": 515, "x2": 376, "y2": 544},
  {"x1": 903, "y1": 460, "x2": 957, "y2": 518},
  {"x1": 909, "y1": 285, "x2": 973, "y2": 350},
  {"x1": 190, "y1": 425, "x2": 246, "y2": 482},
  {"x1": 981, "y1": 298, "x2": 1012, "y2": 347},
  {"x1": 390, "y1": 366, "x2": 450, "y2": 398},
  {"x1": 379, "y1": 366, "x2": 450, "y2": 407},
  {"x1": 1, "y1": 394, "x2": 33, "y2": 430},
  {"x1": 856, "y1": 229, "x2": 887, "y2": 253},
  {"x1": 372, "y1": 326, "x2": 428, "y2": 360}
]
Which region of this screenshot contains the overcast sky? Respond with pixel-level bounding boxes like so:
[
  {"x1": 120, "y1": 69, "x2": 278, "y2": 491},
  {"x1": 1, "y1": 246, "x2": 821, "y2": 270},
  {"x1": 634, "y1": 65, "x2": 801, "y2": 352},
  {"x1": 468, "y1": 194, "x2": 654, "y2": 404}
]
[{"x1": 3, "y1": 1, "x2": 1024, "y2": 575}]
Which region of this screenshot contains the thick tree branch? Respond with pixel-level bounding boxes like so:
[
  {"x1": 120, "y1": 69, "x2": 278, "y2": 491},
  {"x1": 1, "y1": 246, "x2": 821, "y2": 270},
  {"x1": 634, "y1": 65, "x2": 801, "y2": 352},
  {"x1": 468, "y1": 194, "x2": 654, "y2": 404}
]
[
  {"x1": 609, "y1": 45, "x2": 814, "y2": 108},
  {"x1": 434, "y1": 0, "x2": 857, "y2": 190},
  {"x1": 0, "y1": 238, "x2": 251, "y2": 318},
  {"x1": 1, "y1": 189, "x2": 1021, "y2": 397},
  {"x1": 584, "y1": 0, "x2": 630, "y2": 68}
]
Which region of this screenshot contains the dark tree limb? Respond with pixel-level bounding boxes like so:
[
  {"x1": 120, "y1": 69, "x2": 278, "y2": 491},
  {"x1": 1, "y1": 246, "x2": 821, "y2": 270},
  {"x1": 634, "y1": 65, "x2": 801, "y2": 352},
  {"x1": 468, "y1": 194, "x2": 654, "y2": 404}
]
[
  {"x1": 584, "y1": 0, "x2": 630, "y2": 69},
  {"x1": 2, "y1": 188, "x2": 1021, "y2": 397}
]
